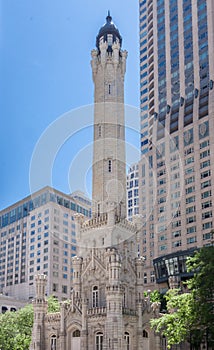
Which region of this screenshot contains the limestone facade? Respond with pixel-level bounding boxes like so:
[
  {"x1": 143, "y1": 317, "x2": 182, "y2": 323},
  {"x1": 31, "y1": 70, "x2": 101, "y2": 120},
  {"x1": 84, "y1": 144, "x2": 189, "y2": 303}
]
[
  {"x1": 30, "y1": 247, "x2": 161, "y2": 350},
  {"x1": 30, "y1": 14, "x2": 161, "y2": 350}
]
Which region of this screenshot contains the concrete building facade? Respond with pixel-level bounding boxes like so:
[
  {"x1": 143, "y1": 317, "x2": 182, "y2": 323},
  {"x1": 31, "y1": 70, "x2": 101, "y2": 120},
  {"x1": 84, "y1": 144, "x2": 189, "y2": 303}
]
[
  {"x1": 139, "y1": 0, "x2": 214, "y2": 290},
  {"x1": 127, "y1": 163, "x2": 140, "y2": 221},
  {"x1": 30, "y1": 14, "x2": 161, "y2": 350},
  {"x1": 0, "y1": 294, "x2": 26, "y2": 313},
  {"x1": 0, "y1": 186, "x2": 91, "y2": 300}
]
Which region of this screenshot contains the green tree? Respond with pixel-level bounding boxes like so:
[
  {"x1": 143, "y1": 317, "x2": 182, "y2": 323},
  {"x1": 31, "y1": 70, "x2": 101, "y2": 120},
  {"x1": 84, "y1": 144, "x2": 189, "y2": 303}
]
[
  {"x1": 187, "y1": 246, "x2": 214, "y2": 347},
  {"x1": 0, "y1": 304, "x2": 33, "y2": 350},
  {"x1": 150, "y1": 289, "x2": 195, "y2": 348},
  {"x1": 0, "y1": 295, "x2": 60, "y2": 350},
  {"x1": 47, "y1": 295, "x2": 60, "y2": 312},
  {"x1": 144, "y1": 290, "x2": 162, "y2": 303},
  {"x1": 151, "y1": 246, "x2": 214, "y2": 349}
]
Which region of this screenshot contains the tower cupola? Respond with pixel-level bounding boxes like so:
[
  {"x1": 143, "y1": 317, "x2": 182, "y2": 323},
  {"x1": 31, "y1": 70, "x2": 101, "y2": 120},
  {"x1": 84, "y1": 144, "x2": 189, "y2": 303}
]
[{"x1": 96, "y1": 11, "x2": 122, "y2": 52}]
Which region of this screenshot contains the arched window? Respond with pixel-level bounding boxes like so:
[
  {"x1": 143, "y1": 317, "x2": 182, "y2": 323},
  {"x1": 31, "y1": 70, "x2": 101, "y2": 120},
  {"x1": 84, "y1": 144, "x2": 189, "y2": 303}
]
[
  {"x1": 144, "y1": 272, "x2": 147, "y2": 284},
  {"x1": 95, "y1": 332, "x2": 103, "y2": 350},
  {"x1": 1, "y1": 306, "x2": 8, "y2": 314},
  {"x1": 92, "y1": 286, "x2": 99, "y2": 307},
  {"x1": 161, "y1": 335, "x2": 167, "y2": 348},
  {"x1": 124, "y1": 332, "x2": 130, "y2": 350},
  {"x1": 50, "y1": 335, "x2": 57, "y2": 350},
  {"x1": 73, "y1": 330, "x2": 80, "y2": 337},
  {"x1": 143, "y1": 330, "x2": 148, "y2": 338}
]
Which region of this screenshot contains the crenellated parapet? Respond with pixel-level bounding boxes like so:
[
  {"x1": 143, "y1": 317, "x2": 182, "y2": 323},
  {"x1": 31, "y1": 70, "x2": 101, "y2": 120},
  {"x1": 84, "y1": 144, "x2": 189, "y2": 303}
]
[
  {"x1": 45, "y1": 312, "x2": 61, "y2": 323},
  {"x1": 81, "y1": 212, "x2": 108, "y2": 231},
  {"x1": 115, "y1": 217, "x2": 137, "y2": 233}
]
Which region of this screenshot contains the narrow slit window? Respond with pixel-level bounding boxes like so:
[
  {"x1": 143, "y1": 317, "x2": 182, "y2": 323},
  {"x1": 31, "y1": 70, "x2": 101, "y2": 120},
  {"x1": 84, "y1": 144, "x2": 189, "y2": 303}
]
[
  {"x1": 108, "y1": 159, "x2": 112, "y2": 172},
  {"x1": 92, "y1": 286, "x2": 99, "y2": 307},
  {"x1": 98, "y1": 125, "x2": 102, "y2": 137}
]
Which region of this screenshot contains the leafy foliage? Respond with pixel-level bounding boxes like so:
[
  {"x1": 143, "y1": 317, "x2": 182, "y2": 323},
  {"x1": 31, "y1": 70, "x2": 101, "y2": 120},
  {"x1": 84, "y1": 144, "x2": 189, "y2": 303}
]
[
  {"x1": 151, "y1": 289, "x2": 194, "y2": 348},
  {"x1": 0, "y1": 295, "x2": 60, "y2": 350},
  {"x1": 144, "y1": 289, "x2": 162, "y2": 303},
  {"x1": 151, "y1": 246, "x2": 214, "y2": 349},
  {"x1": 47, "y1": 295, "x2": 60, "y2": 312},
  {"x1": 0, "y1": 304, "x2": 33, "y2": 350},
  {"x1": 187, "y1": 246, "x2": 214, "y2": 346}
]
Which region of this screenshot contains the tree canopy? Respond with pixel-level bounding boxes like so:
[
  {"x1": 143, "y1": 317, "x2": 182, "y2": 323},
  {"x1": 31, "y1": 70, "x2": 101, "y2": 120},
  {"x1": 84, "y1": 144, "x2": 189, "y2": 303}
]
[
  {"x1": 0, "y1": 295, "x2": 60, "y2": 350},
  {"x1": 0, "y1": 303, "x2": 33, "y2": 350},
  {"x1": 151, "y1": 246, "x2": 214, "y2": 349}
]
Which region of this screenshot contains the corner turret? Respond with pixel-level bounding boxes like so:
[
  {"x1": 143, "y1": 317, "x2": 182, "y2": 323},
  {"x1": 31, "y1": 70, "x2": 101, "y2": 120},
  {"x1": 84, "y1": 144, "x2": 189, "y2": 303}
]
[{"x1": 30, "y1": 275, "x2": 48, "y2": 350}]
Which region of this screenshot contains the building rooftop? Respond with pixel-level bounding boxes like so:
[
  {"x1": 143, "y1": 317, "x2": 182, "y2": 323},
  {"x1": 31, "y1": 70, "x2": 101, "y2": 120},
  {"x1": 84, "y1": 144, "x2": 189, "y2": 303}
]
[{"x1": 96, "y1": 11, "x2": 122, "y2": 50}]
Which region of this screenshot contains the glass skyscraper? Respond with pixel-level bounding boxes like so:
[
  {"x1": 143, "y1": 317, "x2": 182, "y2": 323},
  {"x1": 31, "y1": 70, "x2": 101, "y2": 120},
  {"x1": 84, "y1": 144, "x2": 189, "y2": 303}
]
[{"x1": 139, "y1": 0, "x2": 214, "y2": 290}]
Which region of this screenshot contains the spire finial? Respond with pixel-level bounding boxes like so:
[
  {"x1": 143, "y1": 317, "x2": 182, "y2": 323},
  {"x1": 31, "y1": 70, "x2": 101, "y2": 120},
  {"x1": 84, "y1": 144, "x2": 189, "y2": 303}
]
[{"x1": 106, "y1": 10, "x2": 112, "y2": 23}]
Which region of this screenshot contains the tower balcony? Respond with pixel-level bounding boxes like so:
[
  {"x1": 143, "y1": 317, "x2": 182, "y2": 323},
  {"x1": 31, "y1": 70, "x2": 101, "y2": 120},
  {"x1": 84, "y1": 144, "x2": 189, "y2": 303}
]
[{"x1": 122, "y1": 307, "x2": 137, "y2": 316}]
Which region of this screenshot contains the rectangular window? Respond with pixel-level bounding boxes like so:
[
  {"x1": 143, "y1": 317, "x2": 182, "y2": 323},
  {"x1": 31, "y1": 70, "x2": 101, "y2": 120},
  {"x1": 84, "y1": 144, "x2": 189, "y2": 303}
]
[
  {"x1": 202, "y1": 211, "x2": 212, "y2": 219},
  {"x1": 186, "y1": 196, "x2": 195, "y2": 204},
  {"x1": 203, "y1": 232, "x2": 212, "y2": 240},
  {"x1": 186, "y1": 206, "x2": 196, "y2": 214},
  {"x1": 200, "y1": 160, "x2": 210, "y2": 169},
  {"x1": 62, "y1": 285, "x2": 67, "y2": 293},
  {"x1": 171, "y1": 220, "x2": 181, "y2": 228},
  {"x1": 187, "y1": 226, "x2": 196, "y2": 234},
  {"x1": 202, "y1": 201, "x2": 212, "y2": 209},
  {"x1": 185, "y1": 176, "x2": 195, "y2": 185},
  {"x1": 201, "y1": 180, "x2": 211, "y2": 189},
  {"x1": 200, "y1": 140, "x2": 209, "y2": 149},
  {"x1": 187, "y1": 237, "x2": 197, "y2": 244},
  {"x1": 185, "y1": 157, "x2": 194, "y2": 165},
  {"x1": 185, "y1": 167, "x2": 194, "y2": 175},
  {"x1": 128, "y1": 191, "x2": 132, "y2": 198},
  {"x1": 201, "y1": 170, "x2": 211, "y2": 179},
  {"x1": 200, "y1": 150, "x2": 210, "y2": 159},
  {"x1": 159, "y1": 245, "x2": 167, "y2": 251},
  {"x1": 201, "y1": 190, "x2": 212, "y2": 199},
  {"x1": 172, "y1": 240, "x2": 181, "y2": 248},
  {"x1": 202, "y1": 222, "x2": 213, "y2": 230},
  {"x1": 186, "y1": 186, "x2": 195, "y2": 194},
  {"x1": 172, "y1": 230, "x2": 181, "y2": 238},
  {"x1": 186, "y1": 216, "x2": 196, "y2": 224}
]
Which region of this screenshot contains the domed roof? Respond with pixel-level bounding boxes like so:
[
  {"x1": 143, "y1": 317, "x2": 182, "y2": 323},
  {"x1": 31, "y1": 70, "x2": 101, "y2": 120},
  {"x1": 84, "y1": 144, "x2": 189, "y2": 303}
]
[{"x1": 96, "y1": 12, "x2": 122, "y2": 50}]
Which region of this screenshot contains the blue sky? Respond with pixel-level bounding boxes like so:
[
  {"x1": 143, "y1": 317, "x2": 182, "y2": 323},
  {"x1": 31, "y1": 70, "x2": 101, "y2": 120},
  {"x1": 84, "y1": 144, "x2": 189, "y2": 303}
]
[{"x1": 0, "y1": 1, "x2": 140, "y2": 210}]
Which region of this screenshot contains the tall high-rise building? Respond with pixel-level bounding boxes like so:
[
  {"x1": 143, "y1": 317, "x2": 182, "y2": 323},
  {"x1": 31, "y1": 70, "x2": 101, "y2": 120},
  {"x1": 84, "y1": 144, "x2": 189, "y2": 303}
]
[
  {"x1": 139, "y1": 0, "x2": 214, "y2": 290},
  {"x1": 127, "y1": 163, "x2": 140, "y2": 221},
  {"x1": 0, "y1": 186, "x2": 91, "y2": 300}
]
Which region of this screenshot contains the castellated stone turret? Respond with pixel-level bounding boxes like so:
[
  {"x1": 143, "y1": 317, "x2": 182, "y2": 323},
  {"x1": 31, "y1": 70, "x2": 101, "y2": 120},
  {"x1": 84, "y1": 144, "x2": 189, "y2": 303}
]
[
  {"x1": 91, "y1": 12, "x2": 128, "y2": 222},
  {"x1": 30, "y1": 13, "x2": 161, "y2": 350},
  {"x1": 30, "y1": 275, "x2": 48, "y2": 350}
]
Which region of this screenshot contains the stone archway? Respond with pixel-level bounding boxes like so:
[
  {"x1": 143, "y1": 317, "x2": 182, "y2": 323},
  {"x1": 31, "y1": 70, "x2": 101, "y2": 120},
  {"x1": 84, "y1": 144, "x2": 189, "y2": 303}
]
[
  {"x1": 142, "y1": 329, "x2": 149, "y2": 350},
  {"x1": 71, "y1": 329, "x2": 81, "y2": 350}
]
